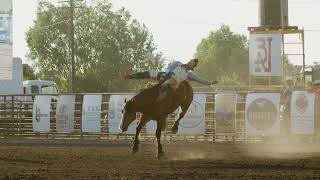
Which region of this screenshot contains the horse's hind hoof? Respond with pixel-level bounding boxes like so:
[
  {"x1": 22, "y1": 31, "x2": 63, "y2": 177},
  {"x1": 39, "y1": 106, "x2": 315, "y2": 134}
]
[
  {"x1": 131, "y1": 148, "x2": 139, "y2": 155},
  {"x1": 172, "y1": 127, "x2": 178, "y2": 134}
]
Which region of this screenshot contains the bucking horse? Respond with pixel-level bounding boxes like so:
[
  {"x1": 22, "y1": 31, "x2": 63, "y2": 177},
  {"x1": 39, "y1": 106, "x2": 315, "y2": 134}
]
[{"x1": 119, "y1": 80, "x2": 193, "y2": 158}]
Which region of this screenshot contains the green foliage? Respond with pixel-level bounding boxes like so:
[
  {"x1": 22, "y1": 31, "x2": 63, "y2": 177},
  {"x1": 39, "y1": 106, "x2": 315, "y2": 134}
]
[
  {"x1": 26, "y1": 0, "x2": 165, "y2": 92},
  {"x1": 22, "y1": 64, "x2": 36, "y2": 80},
  {"x1": 218, "y1": 72, "x2": 246, "y2": 86},
  {"x1": 194, "y1": 25, "x2": 249, "y2": 85}
]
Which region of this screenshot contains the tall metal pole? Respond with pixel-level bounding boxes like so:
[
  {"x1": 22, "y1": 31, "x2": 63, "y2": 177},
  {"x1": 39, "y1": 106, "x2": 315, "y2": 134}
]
[
  {"x1": 69, "y1": 0, "x2": 75, "y2": 93},
  {"x1": 59, "y1": 0, "x2": 82, "y2": 92},
  {"x1": 280, "y1": 0, "x2": 284, "y2": 30},
  {"x1": 302, "y1": 31, "x2": 306, "y2": 85},
  {"x1": 280, "y1": 0, "x2": 285, "y2": 83}
]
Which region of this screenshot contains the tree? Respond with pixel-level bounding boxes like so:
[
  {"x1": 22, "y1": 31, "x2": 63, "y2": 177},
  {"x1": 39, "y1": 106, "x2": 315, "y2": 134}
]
[
  {"x1": 22, "y1": 64, "x2": 36, "y2": 80},
  {"x1": 26, "y1": 0, "x2": 165, "y2": 93},
  {"x1": 194, "y1": 25, "x2": 248, "y2": 85}
]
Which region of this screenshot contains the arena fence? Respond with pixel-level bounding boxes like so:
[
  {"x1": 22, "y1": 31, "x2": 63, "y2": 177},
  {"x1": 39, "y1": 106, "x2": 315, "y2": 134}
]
[{"x1": 0, "y1": 89, "x2": 319, "y2": 143}]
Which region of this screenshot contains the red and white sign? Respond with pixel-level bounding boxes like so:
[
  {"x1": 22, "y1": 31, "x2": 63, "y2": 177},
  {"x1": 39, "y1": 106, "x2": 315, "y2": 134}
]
[{"x1": 249, "y1": 34, "x2": 282, "y2": 76}]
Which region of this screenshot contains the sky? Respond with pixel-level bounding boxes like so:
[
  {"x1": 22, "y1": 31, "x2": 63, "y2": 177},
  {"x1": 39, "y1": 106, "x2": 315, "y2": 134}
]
[{"x1": 12, "y1": 0, "x2": 320, "y2": 65}]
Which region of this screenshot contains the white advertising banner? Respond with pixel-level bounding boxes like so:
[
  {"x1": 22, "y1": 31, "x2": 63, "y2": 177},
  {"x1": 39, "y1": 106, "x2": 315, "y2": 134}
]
[
  {"x1": 145, "y1": 110, "x2": 178, "y2": 134},
  {"x1": 0, "y1": 0, "x2": 13, "y2": 80},
  {"x1": 215, "y1": 94, "x2": 237, "y2": 134},
  {"x1": 32, "y1": 95, "x2": 51, "y2": 132},
  {"x1": 108, "y1": 95, "x2": 138, "y2": 134},
  {"x1": 56, "y1": 95, "x2": 75, "y2": 133},
  {"x1": 246, "y1": 93, "x2": 280, "y2": 136},
  {"x1": 146, "y1": 120, "x2": 157, "y2": 134},
  {"x1": 290, "y1": 91, "x2": 315, "y2": 135},
  {"x1": 0, "y1": 44, "x2": 12, "y2": 79},
  {"x1": 249, "y1": 34, "x2": 282, "y2": 76},
  {"x1": 82, "y1": 95, "x2": 102, "y2": 133},
  {"x1": 177, "y1": 94, "x2": 206, "y2": 135}
]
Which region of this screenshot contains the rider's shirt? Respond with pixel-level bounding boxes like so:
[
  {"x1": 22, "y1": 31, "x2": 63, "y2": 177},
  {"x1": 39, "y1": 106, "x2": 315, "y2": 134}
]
[
  {"x1": 165, "y1": 61, "x2": 211, "y2": 86},
  {"x1": 172, "y1": 65, "x2": 189, "y2": 84}
]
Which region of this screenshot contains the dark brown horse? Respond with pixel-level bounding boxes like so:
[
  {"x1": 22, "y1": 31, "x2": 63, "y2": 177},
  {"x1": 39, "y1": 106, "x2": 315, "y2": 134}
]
[{"x1": 119, "y1": 80, "x2": 193, "y2": 158}]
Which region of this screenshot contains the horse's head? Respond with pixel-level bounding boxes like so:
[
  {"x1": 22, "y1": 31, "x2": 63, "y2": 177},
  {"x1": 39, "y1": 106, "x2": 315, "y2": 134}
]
[{"x1": 119, "y1": 98, "x2": 137, "y2": 132}]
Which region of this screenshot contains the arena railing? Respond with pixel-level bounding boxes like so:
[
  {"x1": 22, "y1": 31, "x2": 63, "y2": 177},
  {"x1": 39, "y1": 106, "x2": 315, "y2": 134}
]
[{"x1": 0, "y1": 90, "x2": 318, "y2": 143}]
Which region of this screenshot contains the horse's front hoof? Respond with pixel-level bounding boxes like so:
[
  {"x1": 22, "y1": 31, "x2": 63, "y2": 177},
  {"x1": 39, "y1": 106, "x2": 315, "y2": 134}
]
[
  {"x1": 157, "y1": 151, "x2": 165, "y2": 159},
  {"x1": 172, "y1": 126, "x2": 178, "y2": 134},
  {"x1": 131, "y1": 145, "x2": 139, "y2": 155}
]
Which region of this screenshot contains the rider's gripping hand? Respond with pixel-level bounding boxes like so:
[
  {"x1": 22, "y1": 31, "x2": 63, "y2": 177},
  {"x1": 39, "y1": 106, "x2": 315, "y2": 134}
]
[
  {"x1": 124, "y1": 72, "x2": 130, "y2": 80},
  {"x1": 210, "y1": 81, "x2": 218, "y2": 85}
]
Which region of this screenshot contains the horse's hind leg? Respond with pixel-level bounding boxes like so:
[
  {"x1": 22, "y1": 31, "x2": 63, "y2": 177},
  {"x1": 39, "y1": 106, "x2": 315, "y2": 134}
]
[
  {"x1": 172, "y1": 104, "x2": 190, "y2": 134},
  {"x1": 132, "y1": 114, "x2": 148, "y2": 155},
  {"x1": 156, "y1": 119, "x2": 165, "y2": 159}
]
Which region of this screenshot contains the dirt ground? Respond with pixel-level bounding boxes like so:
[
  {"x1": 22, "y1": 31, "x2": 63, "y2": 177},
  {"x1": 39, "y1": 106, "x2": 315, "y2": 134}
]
[{"x1": 1, "y1": 140, "x2": 320, "y2": 179}]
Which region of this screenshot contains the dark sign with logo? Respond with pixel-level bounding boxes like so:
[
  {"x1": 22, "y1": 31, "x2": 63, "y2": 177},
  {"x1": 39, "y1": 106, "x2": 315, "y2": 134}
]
[
  {"x1": 246, "y1": 94, "x2": 280, "y2": 136},
  {"x1": 247, "y1": 98, "x2": 277, "y2": 131}
]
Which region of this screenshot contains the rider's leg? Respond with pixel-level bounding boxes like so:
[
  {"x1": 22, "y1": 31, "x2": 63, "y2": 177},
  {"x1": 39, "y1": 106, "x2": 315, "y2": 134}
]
[
  {"x1": 156, "y1": 79, "x2": 177, "y2": 102},
  {"x1": 126, "y1": 70, "x2": 159, "y2": 80},
  {"x1": 157, "y1": 72, "x2": 167, "y2": 82}
]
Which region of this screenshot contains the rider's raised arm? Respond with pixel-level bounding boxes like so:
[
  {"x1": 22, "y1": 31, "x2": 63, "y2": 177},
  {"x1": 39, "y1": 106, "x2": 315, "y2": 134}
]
[{"x1": 187, "y1": 72, "x2": 212, "y2": 85}]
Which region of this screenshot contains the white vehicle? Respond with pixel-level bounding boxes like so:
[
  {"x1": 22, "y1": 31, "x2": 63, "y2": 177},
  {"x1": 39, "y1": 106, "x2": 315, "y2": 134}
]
[
  {"x1": 0, "y1": 58, "x2": 59, "y2": 97},
  {"x1": 23, "y1": 80, "x2": 59, "y2": 95}
]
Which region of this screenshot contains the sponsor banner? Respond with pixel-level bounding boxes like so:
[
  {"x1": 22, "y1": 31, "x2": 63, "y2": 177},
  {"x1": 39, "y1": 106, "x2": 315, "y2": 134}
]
[
  {"x1": 56, "y1": 95, "x2": 75, "y2": 133},
  {"x1": 177, "y1": 94, "x2": 206, "y2": 135},
  {"x1": 108, "y1": 95, "x2": 138, "y2": 134},
  {"x1": 32, "y1": 95, "x2": 51, "y2": 132},
  {"x1": 249, "y1": 34, "x2": 282, "y2": 76},
  {"x1": 215, "y1": 94, "x2": 237, "y2": 134},
  {"x1": 0, "y1": 44, "x2": 12, "y2": 79},
  {"x1": 82, "y1": 95, "x2": 102, "y2": 133},
  {"x1": 0, "y1": 0, "x2": 13, "y2": 80},
  {"x1": 146, "y1": 120, "x2": 157, "y2": 134},
  {"x1": 0, "y1": 14, "x2": 12, "y2": 43},
  {"x1": 246, "y1": 93, "x2": 280, "y2": 136},
  {"x1": 146, "y1": 109, "x2": 181, "y2": 134},
  {"x1": 290, "y1": 91, "x2": 315, "y2": 135},
  {"x1": 145, "y1": 110, "x2": 178, "y2": 134}
]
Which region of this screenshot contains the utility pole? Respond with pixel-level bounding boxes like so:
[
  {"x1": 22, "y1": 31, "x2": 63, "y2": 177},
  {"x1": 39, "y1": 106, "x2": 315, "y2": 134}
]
[
  {"x1": 69, "y1": 0, "x2": 75, "y2": 93},
  {"x1": 59, "y1": 0, "x2": 82, "y2": 92}
]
